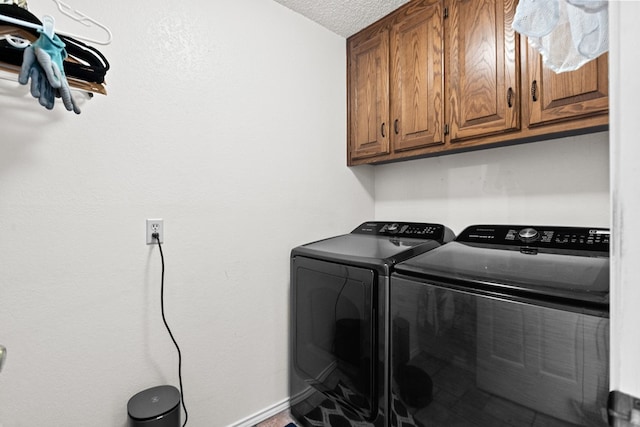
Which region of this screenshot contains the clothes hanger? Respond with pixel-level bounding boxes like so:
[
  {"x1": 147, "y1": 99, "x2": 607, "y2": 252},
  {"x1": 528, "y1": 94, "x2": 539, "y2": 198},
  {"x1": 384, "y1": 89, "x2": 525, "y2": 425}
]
[
  {"x1": 1, "y1": 14, "x2": 54, "y2": 45},
  {"x1": 0, "y1": 2, "x2": 110, "y2": 98},
  {"x1": 0, "y1": 0, "x2": 112, "y2": 46},
  {"x1": 0, "y1": 21, "x2": 107, "y2": 95},
  {"x1": 0, "y1": 66, "x2": 104, "y2": 96},
  {"x1": 41, "y1": 12, "x2": 54, "y2": 38},
  {"x1": 0, "y1": 19, "x2": 110, "y2": 90},
  {"x1": 50, "y1": 0, "x2": 112, "y2": 46},
  {"x1": 0, "y1": 24, "x2": 32, "y2": 48}
]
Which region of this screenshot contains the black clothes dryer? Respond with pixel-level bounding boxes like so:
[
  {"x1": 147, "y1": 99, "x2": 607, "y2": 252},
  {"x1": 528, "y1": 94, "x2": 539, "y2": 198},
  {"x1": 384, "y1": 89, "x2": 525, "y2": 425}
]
[
  {"x1": 390, "y1": 225, "x2": 610, "y2": 427},
  {"x1": 289, "y1": 221, "x2": 454, "y2": 427}
]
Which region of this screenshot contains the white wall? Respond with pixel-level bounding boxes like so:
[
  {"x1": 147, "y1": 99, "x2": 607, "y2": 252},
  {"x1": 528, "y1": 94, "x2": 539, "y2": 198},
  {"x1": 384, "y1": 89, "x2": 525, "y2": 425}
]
[
  {"x1": 375, "y1": 132, "x2": 610, "y2": 234},
  {"x1": 610, "y1": 0, "x2": 640, "y2": 398},
  {"x1": 0, "y1": 1, "x2": 374, "y2": 426},
  {"x1": 3, "y1": 0, "x2": 634, "y2": 425}
]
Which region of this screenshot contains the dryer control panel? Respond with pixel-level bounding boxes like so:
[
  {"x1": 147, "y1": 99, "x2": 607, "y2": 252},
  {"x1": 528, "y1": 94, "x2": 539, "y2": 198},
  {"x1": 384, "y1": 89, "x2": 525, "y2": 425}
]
[
  {"x1": 457, "y1": 225, "x2": 610, "y2": 252},
  {"x1": 351, "y1": 222, "x2": 453, "y2": 243}
]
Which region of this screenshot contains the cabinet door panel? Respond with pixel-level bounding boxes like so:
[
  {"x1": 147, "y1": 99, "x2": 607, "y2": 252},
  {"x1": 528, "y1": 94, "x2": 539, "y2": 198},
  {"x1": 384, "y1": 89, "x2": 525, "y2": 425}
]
[
  {"x1": 447, "y1": 0, "x2": 519, "y2": 142},
  {"x1": 348, "y1": 31, "x2": 390, "y2": 161},
  {"x1": 527, "y1": 49, "x2": 608, "y2": 126},
  {"x1": 390, "y1": 2, "x2": 444, "y2": 152}
]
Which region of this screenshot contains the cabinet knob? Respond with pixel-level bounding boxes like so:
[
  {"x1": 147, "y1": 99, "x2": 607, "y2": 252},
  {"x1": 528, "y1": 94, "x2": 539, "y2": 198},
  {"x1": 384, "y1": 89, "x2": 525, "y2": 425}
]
[
  {"x1": 381, "y1": 122, "x2": 386, "y2": 138},
  {"x1": 507, "y1": 87, "x2": 514, "y2": 108},
  {"x1": 394, "y1": 119, "x2": 399, "y2": 135},
  {"x1": 531, "y1": 80, "x2": 538, "y2": 102},
  {"x1": 518, "y1": 227, "x2": 539, "y2": 243}
]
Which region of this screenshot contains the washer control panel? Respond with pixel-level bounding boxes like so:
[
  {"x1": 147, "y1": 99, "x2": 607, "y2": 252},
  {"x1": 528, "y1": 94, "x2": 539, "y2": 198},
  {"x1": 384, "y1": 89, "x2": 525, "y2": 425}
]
[
  {"x1": 352, "y1": 221, "x2": 452, "y2": 243},
  {"x1": 457, "y1": 225, "x2": 610, "y2": 251}
]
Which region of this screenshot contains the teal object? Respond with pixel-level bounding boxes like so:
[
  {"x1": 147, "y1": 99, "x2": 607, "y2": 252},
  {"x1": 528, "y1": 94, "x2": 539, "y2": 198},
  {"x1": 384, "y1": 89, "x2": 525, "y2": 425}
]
[
  {"x1": 18, "y1": 44, "x2": 55, "y2": 110},
  {"x1": 32, "y1": 30, "x2": 80, "y2": 113},
  {"x1": 18, "y1": 30, "x2": 81, "y2": 114},
  {"x1": 31, "y1": 29, "x2": 67, "y2": 88}
]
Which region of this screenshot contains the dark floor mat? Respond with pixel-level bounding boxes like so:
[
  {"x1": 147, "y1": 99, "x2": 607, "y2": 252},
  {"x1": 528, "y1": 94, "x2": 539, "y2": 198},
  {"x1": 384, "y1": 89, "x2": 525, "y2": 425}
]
[{"x1": 301, "y1": 381, "x2": 417, "y2": 427}]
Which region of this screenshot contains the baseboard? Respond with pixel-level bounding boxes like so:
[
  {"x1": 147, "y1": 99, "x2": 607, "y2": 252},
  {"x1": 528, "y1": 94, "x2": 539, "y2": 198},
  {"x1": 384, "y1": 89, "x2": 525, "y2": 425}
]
[
  {"x1": 228, "y1": 397, "x2": 291, "y2": 427},
  {"x1": 229, "y1": 362, "x2": 336, "y2": 427}
]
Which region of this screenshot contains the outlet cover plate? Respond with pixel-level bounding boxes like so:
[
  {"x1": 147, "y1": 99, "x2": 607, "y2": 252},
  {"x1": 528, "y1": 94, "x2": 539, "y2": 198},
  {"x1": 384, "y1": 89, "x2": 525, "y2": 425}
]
[{"x1": 146, "y1": 219, "x2": 164, "y2": 244}]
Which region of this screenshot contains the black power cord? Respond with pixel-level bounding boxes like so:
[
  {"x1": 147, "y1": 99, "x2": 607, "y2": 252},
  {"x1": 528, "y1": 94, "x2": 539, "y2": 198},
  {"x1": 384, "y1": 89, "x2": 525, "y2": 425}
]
[{"x1": 153, "y1": 233, "x2": 188, "y2": 427}]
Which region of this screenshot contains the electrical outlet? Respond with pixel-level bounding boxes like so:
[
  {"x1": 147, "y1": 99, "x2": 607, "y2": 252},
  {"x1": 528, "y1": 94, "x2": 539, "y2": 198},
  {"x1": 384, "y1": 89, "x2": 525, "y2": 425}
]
[{"x1": 146, "y1": 219, "x2": 164, "y2": 244}]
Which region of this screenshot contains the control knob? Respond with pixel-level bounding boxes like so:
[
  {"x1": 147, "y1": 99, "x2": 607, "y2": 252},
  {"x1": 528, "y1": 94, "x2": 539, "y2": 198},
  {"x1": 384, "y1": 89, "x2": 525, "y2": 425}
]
[
  {"x1": 387, "y1": 223, "x2": 400, "y2": 234},
  {"x1": 518, "y1": 227, "x2": 539, "y2": 243}
]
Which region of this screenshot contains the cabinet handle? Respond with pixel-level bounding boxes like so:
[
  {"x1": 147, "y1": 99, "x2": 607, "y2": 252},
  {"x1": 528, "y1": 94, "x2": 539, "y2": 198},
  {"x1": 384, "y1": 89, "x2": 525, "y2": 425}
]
[
  {"x1": 531, "y1": 80, "x2": 538, "y2": 102},
  {"x1": 394, "y1": 119, "x2": 399, "y2": 135},
  {"x1": 507, "y1": 87, "x2": 514, "y2": 108},
  {"x1": 381, "y1": 122, "x2": 386, "y2": 138},
  {"x1": 0, "y1": 345, "x2": 6, "y2": 373}
]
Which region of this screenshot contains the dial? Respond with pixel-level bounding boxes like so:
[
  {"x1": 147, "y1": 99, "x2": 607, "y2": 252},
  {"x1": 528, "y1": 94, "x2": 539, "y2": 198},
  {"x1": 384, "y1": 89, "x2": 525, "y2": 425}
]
[
  {"x1": 387, "y1": 223, "x2": 400, "y2": 234},
  {"x1": 518, "y1": 227, "x2": 539, "y2": 243}
]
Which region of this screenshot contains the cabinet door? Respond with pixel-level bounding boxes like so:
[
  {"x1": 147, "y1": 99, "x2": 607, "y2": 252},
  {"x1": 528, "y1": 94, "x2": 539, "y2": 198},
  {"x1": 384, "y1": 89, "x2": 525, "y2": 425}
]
[
  {"x1": 526, "y1": 48, "x2": 608, "y2": 126},
  {"x1": 348, "y1": 30, "x2": 390, "y2": 161},
  {"x1": 447, "y1": 0, "x2": 519, "y2": 142},
  {"x1": 390, "y1": 1, "x2": 444, "y2": 152}
]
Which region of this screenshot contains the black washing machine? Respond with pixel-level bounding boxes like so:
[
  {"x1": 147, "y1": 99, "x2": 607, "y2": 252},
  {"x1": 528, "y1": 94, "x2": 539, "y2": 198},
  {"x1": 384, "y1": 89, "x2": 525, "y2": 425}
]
[
  {"x1": 390, "y1": 224, "x2": 610, "y2": 427},
  {"x1": 290, "y1": 221, "x2": 455, "y2": 427}
]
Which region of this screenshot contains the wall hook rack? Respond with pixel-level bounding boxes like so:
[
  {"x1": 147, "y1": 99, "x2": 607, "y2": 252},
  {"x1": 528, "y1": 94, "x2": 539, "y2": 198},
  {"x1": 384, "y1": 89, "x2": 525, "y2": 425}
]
[{"x1": 0, "y1": 0, "x2": 112, "y2": 46}]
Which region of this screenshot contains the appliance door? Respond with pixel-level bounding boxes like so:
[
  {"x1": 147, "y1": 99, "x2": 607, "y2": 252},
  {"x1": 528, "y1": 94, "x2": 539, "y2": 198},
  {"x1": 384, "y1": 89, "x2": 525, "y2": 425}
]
[
  {"x1": 389, "y1": 275, "x2": 609, "y2": 427},
  {"x1": 291, "y1": 256, "x2": 378, "y2": 422}
]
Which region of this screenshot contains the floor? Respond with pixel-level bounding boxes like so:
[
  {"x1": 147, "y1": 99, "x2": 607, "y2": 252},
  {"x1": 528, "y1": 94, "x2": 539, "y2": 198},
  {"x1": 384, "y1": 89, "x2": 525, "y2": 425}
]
[
  {"x1": 255, "y1": 409, "x2": 298, "y2": 427},
  {"x1": 399, "y1": 351, "x2": 606, "y2": 427}
]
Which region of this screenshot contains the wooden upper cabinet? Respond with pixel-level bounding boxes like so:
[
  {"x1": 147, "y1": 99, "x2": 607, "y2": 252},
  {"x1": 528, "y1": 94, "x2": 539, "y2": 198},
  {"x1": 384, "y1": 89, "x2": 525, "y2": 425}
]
[
  {"x1": 390, "y1": 1, "x2": 444, "y2": 152},
  {"x1": 525, "y1": 46, "x2": 608, "y2": 126},
  {"x1": 348, "y1": 29, "x2": 390, "y2": 161},
  {"x1": 446, "y1": 0, "x2": 519, "y2": 142},
  {"x1": 346, "y1": 0, "x2": 608, "y2": 165}
]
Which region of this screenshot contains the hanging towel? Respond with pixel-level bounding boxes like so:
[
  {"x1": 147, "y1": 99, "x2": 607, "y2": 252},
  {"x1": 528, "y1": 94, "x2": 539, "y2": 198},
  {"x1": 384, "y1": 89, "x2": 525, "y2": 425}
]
[{"x1": 513, "y1": 0, "x2": 608, "y2": 73}]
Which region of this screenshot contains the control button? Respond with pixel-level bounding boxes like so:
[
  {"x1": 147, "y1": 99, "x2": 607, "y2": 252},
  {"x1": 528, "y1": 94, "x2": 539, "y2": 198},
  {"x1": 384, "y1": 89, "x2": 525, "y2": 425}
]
[
  {"x1": 387, "y1": 223, "x2": 400, "y2": 234},
  {"x1": 518, "y1": 227, "x2": 539, "y2": 243}
]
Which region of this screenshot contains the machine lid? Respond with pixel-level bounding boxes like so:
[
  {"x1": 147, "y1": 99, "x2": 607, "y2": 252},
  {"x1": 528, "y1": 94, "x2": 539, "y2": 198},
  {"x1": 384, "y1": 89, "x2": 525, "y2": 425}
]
[
  {"x1": 394, "y1": 225, "x2": 610, "y2": 306},
  {"x1": 291, "y1": 222, "x2": 454, "y2": 271},
  {"x1": 127, "y1": 385, "x2": 180, "y2": 420}
]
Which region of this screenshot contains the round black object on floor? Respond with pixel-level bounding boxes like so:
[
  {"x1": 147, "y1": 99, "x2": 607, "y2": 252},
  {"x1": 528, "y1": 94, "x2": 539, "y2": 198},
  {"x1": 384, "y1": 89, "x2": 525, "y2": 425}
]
[
  {"x1": 396, "y1": 365, "x2": 433, "y2": 409},
  {"x1": 127, "y1": 385, "x2": 181, "y2": 427}
]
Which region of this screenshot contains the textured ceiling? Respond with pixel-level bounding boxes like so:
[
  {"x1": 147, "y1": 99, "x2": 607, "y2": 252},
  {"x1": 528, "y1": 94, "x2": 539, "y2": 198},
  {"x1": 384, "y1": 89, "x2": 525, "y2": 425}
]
[{"x1": 272, "y1": 0, "x2": 410, "y2": 38}]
